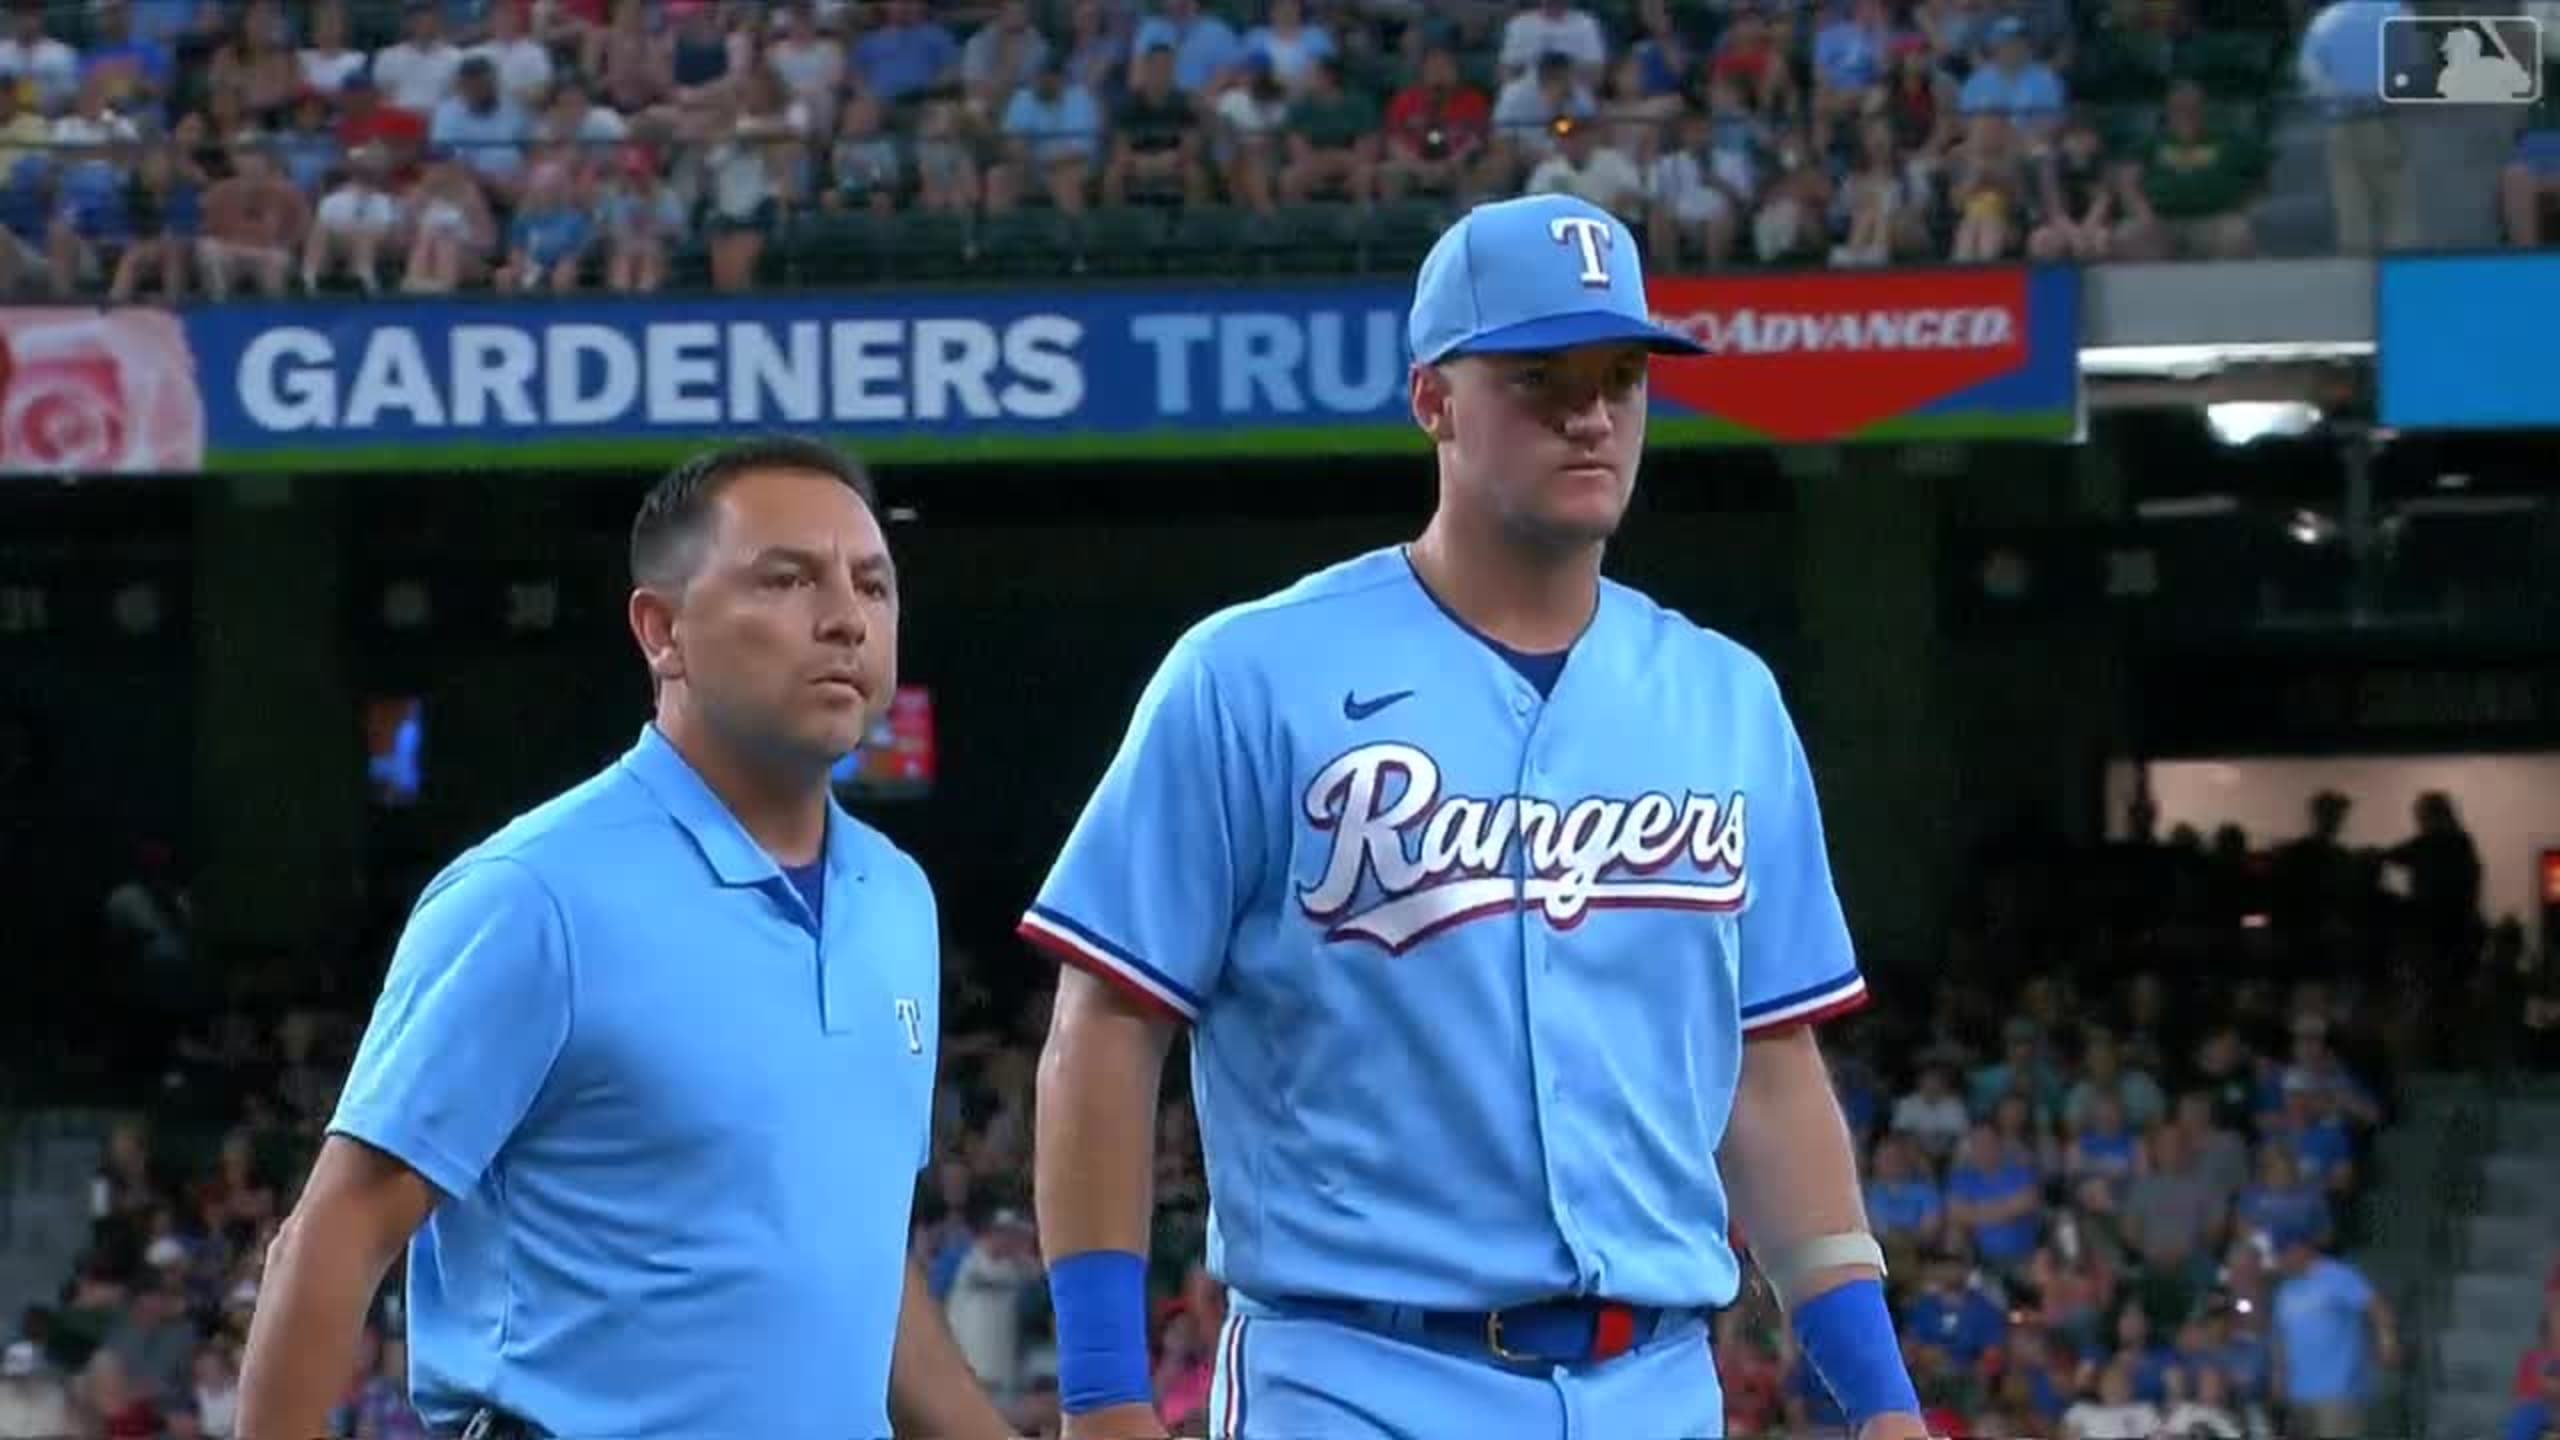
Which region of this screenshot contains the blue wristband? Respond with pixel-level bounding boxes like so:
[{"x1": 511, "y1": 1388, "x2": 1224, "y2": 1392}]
[
  {"x1": 1790, "y1": 1277, "x2": 1923, "y2": 1430},
  {"x1": 1048, "y1": 1249, "x2": 1154, "y2": 1414}
]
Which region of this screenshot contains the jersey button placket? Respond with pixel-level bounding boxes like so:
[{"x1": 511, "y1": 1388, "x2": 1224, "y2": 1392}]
[{"x1": 1514, "y1": 696, "x2": 1594, "y2": 1279}]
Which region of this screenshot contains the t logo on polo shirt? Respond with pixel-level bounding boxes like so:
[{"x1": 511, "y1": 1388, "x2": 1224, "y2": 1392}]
[{"x1": 893, "y1": 998, "x2": 923, "y2": 1054}]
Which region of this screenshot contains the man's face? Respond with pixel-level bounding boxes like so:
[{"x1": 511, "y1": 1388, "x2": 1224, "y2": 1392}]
[
  {"x1": 644, "y1": 468, "x2": 899, "y2": 769},
  {"x1": 1415, "y1": 342, "x2": 1648, "y2": 552}
]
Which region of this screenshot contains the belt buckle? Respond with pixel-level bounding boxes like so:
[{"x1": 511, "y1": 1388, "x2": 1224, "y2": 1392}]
[{"x1": 1485, "y1": 1307, "x2": 1534, "y2": 1365}]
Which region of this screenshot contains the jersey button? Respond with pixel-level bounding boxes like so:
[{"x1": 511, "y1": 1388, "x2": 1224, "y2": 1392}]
[{"x1": 1511, "y1": 691, "x2": 1533, "y2": 716}]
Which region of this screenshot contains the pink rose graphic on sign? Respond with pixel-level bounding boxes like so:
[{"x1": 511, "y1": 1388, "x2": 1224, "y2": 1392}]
[{"x1": 0, "y1": 309, "x2": 205, "y2": 474}]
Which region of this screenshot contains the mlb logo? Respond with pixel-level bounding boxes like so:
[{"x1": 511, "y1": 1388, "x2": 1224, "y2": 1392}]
[{"x1": 2379, "y1": 15, "x2": 2542, "y2": 104}]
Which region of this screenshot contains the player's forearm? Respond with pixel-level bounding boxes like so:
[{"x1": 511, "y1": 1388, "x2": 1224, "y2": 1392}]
[
  {"x1": 237, "y1": 1210, "x2": 404, "y2": 1439},
  {"x1": 1717, "y1": 1025, "x2": 1878, "y2": 1306},
  {"x1": 887, "y1": 1257, "x2": 1014, "y2": 1440},
  {"x1": 1034, "y1": 969, "x2": 1176, "y2": 1255}
]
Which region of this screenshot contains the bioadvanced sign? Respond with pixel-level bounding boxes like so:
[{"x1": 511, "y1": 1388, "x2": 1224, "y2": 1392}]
[{"x1": 1646, "y1": 267, "x2": 2076, "y2": 443}]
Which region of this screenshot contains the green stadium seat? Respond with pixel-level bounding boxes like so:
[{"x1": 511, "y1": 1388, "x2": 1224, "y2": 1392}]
[
  {"x1": 785, "y1": 210, "x2": 895, "y2": 284},
  {"x1": 1250, "y1": 203, "x2": 1365, "y2": 274},
  {"x1": 975, "y1": 208, "x2": 1081, "y2": 278},
  {"x1": 883, "y1": 211, "x2": 976, "y2": 279},
  {"x1": 1164, "y1": 204, "x2": 1251, "y2": 273},
  {"x1": 1363, "y1": 198, "x2": 1455, "y2": 272},
  {"x1": 1077, "y1": 206, "x2": 1172, "y2": 276},
  {"x1": 670, "y1": 238, "x2": 711, "y2": 290}
]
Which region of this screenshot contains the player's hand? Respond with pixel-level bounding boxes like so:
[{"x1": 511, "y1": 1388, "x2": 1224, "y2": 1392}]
[
  {"x1": 1854, "y1": 1413, "x2": 1936, "y2": 1440},
  {"x1": 1060, "y1": 1401, "x2": 1171, "y2": 1439}
]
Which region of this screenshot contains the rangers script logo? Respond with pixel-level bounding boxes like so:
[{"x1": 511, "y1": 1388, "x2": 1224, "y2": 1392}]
[{"x1": 1297, "y1": 742, "x2": 1748, "y2": 952}]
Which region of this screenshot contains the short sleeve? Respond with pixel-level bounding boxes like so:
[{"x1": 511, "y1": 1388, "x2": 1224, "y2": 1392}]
[
  {"x1": 329, "y1": 857, "x2": 574, "y2": 1200},
  {"x1": 1020, "y1": 626, "x2": 1263, "y2": 1024},
  {"x1": 1736, "y1": 670, "x2": 1868, "y2": 1035}
]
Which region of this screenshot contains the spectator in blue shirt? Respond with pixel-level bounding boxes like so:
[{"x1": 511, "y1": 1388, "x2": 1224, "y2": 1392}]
[
  {"x1": 990, "y1": 62, "x2": 1101, "y2": 214},
  {"x1": 1972, "y1": 1017, "x2": 2063, "y2": 1116},
  {"x1": 1814, "y1": 0, "x2": 1894, "y2": 105},
  {"x1": 855, "y1": 0, "x2": 960, "y2": 104},
  {"x1": 1902, "y1": 1249, "x2": 2009, "y2": 1370},
  {"x1": 961, "y1": 1, "x2": 1050, "y2": 112},
  {"x1": 106, "y1": 143, "x2": 196, "y2": 301},
  {"x1": 499, "y1": 165, "x2": 592, "y2": 291},
  {"x1": 1131, "y1": 0, "x2": 1243, "y2": 96},
  {"x1": 2107, "y1": 1299, "x2": 2183, "y2": 1404},
  {"x1": 2279, "y1": 1080, "x2": 2359, "y2": 1193},
  {"x1": 78, "y1": 2, "x2": 171, "y2": 121},
  {"x1": 2063, "y1": 1090, "x2": 2139, "y2": 1199},
  {"x1": 1240, "y1": 0, "x2": 1335, "y2": 97},
  {"x1": 1957, "y1": 17, "x2": 2063, "y2": 133},
  {"x1": 1948, "y1": 1121, "x2": 2044, "y2": 1270},
  {"x1": 429, "y1": 56, "x2": 531, "y2": 198},
  {"x1": 2269, "y1": 1223, "x2": 2400, "y2": 1438},
  {"x1": 1864, "y1": 1132, "x2": 1945, "y2": 1255},
  {"x1": 2235, "y1": 1144, "x2": 2330, "y2": 1253}
]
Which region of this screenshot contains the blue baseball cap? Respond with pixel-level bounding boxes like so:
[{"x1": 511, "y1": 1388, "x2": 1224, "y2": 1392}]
[{"x1": 1407, "y1": 194, "x2": 1704, "y2": 364}]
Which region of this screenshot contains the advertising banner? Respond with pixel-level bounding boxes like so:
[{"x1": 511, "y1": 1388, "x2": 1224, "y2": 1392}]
[
  {"x1": 2379, "y1": 254, "x2": 2560, "y2": 429},
  {"x1": 0, "y1": 267, "x2": 2081, "y2": 474}
]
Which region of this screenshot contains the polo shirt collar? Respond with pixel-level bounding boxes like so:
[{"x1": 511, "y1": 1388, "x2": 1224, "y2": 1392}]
[{"x1": 621, "y1": 725, "x2": 868, "y2": 887}]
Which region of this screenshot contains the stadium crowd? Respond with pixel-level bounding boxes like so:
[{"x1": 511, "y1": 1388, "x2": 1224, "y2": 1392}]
[
  {"x1": 0, "y1": 780, "x2": 2544, "y2": 1439},
  {"x1": 0, "y1": 0, "x2": 2340, "y2": 300}
]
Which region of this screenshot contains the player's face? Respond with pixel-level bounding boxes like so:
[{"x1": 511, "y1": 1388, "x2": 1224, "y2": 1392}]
[
  {"x1": 656, "y1": 467, "x2": 899, "y2": 768},
  {"x1": 1424, "y1": 342, "x2": 1650, "y2": 550}
]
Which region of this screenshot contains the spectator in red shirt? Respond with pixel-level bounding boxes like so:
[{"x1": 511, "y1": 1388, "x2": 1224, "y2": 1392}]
[
  {"x1": 79, "y1": 1348, "x2": 161, "y2": 1440},
  {"x1": 336, "y1": 74, "x2": 428, "y2": 183},
  {"x1": 2519, "y1": 1296, "x2": 2560, "y2": 1399},
  {"x1": 1709, "y1": 4, "x2": 1797, "y2": 116},
  {"x1": 1381, "y1": 45, "x2": 1490, "y2": 200}
]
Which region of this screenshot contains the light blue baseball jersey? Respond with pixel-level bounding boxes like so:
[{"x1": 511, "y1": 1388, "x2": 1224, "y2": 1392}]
[
  {"x1": 332, "y1": 725, "x2": 940, "y2": 1439},
  {"x1": 1022, "y1": 548, "x2": 1867, "y2": 1312}
]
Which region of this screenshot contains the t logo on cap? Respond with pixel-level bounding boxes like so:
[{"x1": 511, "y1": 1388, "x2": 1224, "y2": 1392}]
[
  {"x1": 1405, "y1": 195, "x2": 1705, "y2": 362},
  {"x1": 1550, "y1": 215, "x2": 1613, "y2": 288}
]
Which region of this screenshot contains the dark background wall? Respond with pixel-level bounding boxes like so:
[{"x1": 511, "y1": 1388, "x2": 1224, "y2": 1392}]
[{"x1": 35, "y1": 425, "x2": 2554, "y2": 1001}]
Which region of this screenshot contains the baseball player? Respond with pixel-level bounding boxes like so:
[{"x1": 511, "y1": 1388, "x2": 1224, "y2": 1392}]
[{"x1": 1020, "y1": 194, "x2": 1929, "y2": 1440}]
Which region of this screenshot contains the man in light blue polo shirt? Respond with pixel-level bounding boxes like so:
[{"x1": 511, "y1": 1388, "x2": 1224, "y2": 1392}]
[
  {"x1": 2269, "y1": 1220, "x2": 2401, "y2": 1438},
  {"x1": 1131, "y1": 0, "x2": 1241, "y2": 95},
  {"x1": 236, "y1": 437, "x2": 1012, "y2": 1440}
]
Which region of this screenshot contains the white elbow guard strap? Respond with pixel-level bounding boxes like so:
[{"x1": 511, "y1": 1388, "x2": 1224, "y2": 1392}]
[{"x1": 1753, "y1": 1231, "x2": 1888, "y2": 1310}]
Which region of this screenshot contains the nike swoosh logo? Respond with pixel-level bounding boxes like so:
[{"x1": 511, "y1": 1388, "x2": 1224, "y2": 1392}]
[{"x1": 1343, "y1": 689, "x2": 1415, "y2": 721}]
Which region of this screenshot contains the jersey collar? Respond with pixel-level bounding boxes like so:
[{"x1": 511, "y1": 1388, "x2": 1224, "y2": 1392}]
[{"x1": 620, "y1": 724, "x2": 868, "y2": 888}]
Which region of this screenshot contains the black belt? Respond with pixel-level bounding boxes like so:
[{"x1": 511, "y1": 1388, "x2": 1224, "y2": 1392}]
[{"x1": 1254, "y1": 1293, "x2": 1695, "y2": 1368}]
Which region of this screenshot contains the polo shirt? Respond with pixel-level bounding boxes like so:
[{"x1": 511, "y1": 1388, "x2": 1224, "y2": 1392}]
[
  {"x1": 331, "y1": 724, "x2": 941, "y2": 1439},
  {"x1": 2273, "y1": 1257, "x2": 2379, "y2": 1404}
]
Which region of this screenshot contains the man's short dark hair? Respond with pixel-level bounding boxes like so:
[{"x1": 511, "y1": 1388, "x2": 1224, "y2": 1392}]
[{"x1": 628, "y1": 435, "x2": 878, "y2": 592}]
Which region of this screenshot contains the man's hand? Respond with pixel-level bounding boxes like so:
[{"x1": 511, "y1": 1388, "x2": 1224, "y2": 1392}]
[
  {"x1": 1855, "y1": 1413, "x2": 1936, "y2": 1440},
  {"x1": 1061, "y1": 1400, "x2": 1170, "y2": 1439}
]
